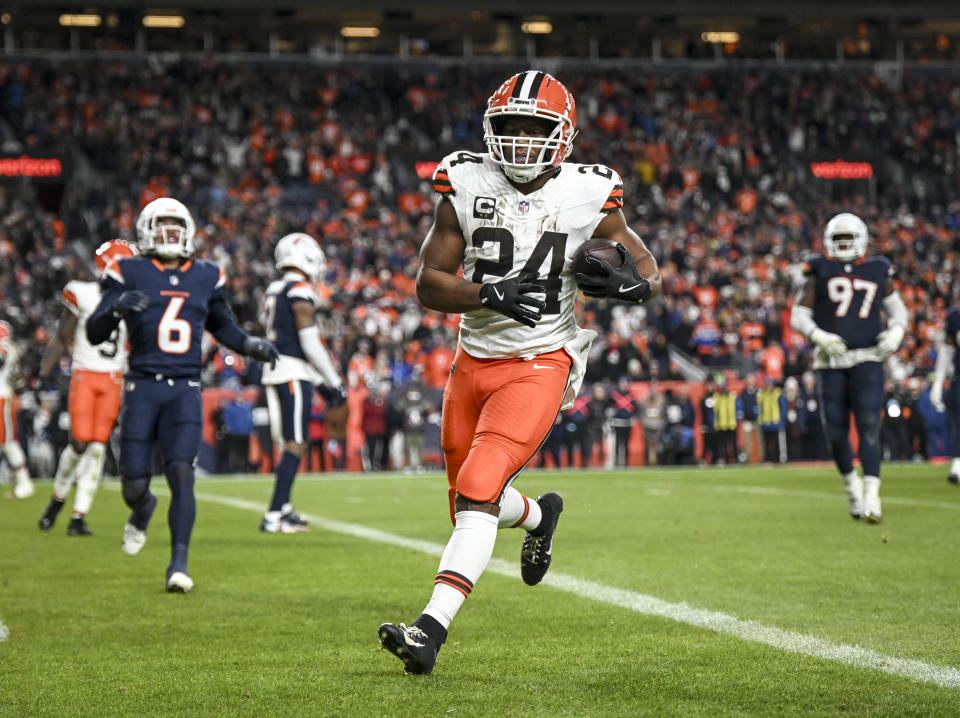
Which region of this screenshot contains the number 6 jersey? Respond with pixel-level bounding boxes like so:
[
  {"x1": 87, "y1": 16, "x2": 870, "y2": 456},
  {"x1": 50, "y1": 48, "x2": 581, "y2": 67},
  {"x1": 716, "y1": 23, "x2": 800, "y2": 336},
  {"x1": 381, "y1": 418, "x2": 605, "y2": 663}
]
[
  {"x1": 98, "y1": 257, "x2": 228, "y2": 377},
  {"x1": 433, "y1": 151, "x2": 623, "y2": 359},
  {"x1": 62, "y1": 280, "x2": 129, "y2": 373}
]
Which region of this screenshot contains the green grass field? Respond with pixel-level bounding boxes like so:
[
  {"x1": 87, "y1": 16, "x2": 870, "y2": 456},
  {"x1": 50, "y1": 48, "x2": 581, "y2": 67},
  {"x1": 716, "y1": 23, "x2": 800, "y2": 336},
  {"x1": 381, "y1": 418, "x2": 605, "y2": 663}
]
[{"x1": 2, "y1": 463, "x2": 960, "y2": 717}]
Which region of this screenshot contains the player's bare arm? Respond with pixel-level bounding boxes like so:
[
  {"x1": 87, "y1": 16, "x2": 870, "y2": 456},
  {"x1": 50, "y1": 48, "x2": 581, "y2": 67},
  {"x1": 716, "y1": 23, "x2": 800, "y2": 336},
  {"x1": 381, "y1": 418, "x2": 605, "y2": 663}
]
[
  {"x1": 38, "y1": 308, "x2": 77, "y2": 379},
  {"x1": 416, "y1": 198, "x2": 481, "y2": 313},
  {"x1": 592, "y1": 209, "x2": 662, "y2": 299}
]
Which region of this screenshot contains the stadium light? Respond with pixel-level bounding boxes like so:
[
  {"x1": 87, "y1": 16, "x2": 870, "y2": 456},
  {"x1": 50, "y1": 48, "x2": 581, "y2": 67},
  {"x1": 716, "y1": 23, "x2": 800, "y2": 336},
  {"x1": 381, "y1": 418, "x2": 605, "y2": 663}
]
[
  {"x1": 143, "y1": 15, "x2": 186, "y2": 28},
  {"x1": 522, "y1": 21, "x2": 553, "y2": 35},
  {"x1": 340, "y1": 26, "x2": 380, "y2": 38},
  {"x1": 59, "y1": 14, "x2": 102, "y2": 27},
  {"x1": 1, "y1": 13, "x2": 11, "y2": 25},
  {"x1": 701, "y1": 31, "x2": 740, "y2": 44}
]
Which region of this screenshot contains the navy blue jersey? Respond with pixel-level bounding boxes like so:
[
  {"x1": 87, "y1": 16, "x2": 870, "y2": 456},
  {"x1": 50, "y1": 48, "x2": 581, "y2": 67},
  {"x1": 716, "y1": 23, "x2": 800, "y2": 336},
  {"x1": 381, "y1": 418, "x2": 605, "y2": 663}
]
[
  {"x1": 805, "y1": 255, "x2": 894, "y2": 350},
  {"x1": 946, "y1": 306, "x2": 960, "y2": 375},
  {"x1": 262, "y1": 276, "x2": 318, "y2": 360},
  {"x1": 89, "y1": 256, "x2": 247, "y2": 378}
]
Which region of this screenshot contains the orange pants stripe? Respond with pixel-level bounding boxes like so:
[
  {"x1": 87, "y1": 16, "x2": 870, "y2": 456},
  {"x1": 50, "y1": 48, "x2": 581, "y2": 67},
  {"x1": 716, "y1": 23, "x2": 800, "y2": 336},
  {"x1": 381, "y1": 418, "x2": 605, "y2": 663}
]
[
  {"x1": 441, "y1": 345, "x2": 571, "y2": 523},
  {"x1": 0, "y1": 396, "x2": 18, "y2": 444},
  {"x1": 68, "y1": 369, "x2": 124, "y2": 443}
]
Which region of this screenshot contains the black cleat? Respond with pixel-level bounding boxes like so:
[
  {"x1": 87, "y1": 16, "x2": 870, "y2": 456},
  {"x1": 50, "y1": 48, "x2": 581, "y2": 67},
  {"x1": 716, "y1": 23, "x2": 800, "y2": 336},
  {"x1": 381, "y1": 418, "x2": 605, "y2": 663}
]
[
  {"x1": 521, "y1": 492, "x2": 564, "y2": 586},
  {"x1": 39, "y1": 498, "x2": 66, "y2": 532},
  {"x1": 67, "y1": 517, "x2": 93, "y2": 536},
  {"x1": 281, "y1": 510, "x2": 309, "y2": 529},
  {"x1": 378, "y1": 623, "x2": 438, "y2": 675},
  {"x1": 948, "y1": 474, "x2": 959, "y2": 486}
]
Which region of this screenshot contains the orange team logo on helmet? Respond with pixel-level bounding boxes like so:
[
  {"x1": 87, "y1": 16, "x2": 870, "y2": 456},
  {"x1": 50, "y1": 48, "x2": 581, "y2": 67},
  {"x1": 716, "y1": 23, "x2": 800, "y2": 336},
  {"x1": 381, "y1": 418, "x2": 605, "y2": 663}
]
[
  {"x1": 483, "y1": 71, "x2": 578, "y2": 183},
  {"x1": 95, "y1": 239, "x2": 139, "y2": 277}
]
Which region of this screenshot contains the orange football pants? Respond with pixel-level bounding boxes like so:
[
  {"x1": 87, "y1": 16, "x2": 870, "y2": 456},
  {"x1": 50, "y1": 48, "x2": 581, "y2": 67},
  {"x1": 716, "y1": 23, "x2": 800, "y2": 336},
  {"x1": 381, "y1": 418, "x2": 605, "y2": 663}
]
[
  {"x1": 68, "y1": 369, "x2": 124, "y2": 443},
  {"x1": 0, "y1": 396, "x2": 18, "y2": 444},
  {"x1": 441, "y1": 345, "x2": 571, "y2": 523}
]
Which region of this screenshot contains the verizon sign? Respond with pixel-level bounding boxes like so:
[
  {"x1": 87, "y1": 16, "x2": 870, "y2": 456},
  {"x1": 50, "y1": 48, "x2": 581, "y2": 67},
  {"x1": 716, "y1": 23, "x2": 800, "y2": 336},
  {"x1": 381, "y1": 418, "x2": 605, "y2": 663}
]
[
  {"x1": 0, "y1": 155, "x2": 65, "y2": 179},
  {"x1": 809, "y1": 159, "x2": 874, "y2": 180}
]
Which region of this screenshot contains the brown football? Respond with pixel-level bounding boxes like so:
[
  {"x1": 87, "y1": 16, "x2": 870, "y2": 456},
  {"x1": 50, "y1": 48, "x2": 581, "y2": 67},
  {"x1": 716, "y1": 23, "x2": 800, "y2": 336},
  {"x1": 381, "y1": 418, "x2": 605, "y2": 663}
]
[{"x1": 572, "y1": 237, "x2": 623, "y2": 280}]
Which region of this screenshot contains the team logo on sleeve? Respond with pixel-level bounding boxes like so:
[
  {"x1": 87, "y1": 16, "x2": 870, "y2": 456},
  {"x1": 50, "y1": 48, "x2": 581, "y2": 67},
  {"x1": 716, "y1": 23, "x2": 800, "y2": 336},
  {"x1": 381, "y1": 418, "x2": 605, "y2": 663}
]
[{"x1": 473, "y1": 197, "x2": 496, "y2": 219}]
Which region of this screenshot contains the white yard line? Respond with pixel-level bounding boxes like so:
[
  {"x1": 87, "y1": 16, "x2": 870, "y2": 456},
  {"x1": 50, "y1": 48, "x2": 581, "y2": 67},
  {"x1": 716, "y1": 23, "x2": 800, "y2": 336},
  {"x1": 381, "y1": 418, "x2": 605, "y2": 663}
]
[{"x1": 189, "y1": 489, "x2": 960, "y2": 690}]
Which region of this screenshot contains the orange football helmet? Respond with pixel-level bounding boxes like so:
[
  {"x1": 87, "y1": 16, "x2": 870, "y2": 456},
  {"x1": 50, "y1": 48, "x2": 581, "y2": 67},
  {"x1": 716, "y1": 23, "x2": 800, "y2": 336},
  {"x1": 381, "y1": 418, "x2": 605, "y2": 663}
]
[
  {"x1": 483, "y1": 70, "x2": 578, "y2": 183},
  {"x1": 95, "y1": 239, "x2": 138, "y2": 277}
]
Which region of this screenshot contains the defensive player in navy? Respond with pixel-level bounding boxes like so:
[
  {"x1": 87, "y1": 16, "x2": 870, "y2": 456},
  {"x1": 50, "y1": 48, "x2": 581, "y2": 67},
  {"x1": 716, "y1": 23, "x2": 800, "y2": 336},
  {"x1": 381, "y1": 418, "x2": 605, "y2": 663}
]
[
  {"x1": 86, "y1": 197, "x2": 278, "y2": 592},
  {"x1": 259, "y1": 232, "x2": 346, "y2": 533},
  {"x1": 790, "y1": 212, "x2": 908, "y2": 522},
  {"x1": 930, "y1": 304, "x2": 960, "y2": 485}
]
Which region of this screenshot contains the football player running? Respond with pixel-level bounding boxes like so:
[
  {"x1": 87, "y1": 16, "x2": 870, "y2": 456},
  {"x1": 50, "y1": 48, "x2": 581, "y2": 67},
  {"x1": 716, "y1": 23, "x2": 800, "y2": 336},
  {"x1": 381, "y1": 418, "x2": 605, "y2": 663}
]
[
  {"x1": 258, "y1": 232, "x2": 346, "y2": 533},
  {"x1": 790, "y1": 212, "x2": 909, "y2": 522},
  {"x1": 929, "y1": 304, "x2": 960, "y2": 485},
  {"x1": 86, "y1": 198, "x2": 278, "y2": 592},
  {"x1": 0, "y1": 321, "x2": 34, "y2": 500},
  {"x1": 378, "y1": 71, "x2": 661, "y2": 674},
  {"x1": 37, "y1": 240, "x2": 138, "y2": 536}
]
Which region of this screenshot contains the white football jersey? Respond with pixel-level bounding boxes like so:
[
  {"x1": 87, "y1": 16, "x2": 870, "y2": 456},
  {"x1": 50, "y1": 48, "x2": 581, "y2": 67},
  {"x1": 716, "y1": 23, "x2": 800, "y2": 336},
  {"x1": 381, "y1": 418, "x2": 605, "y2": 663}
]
[
  {"x1": 0, "y1": 340, "x2": 18, "y2": 398},
  {"x1": 62, "y1": 280, "x2": 128, "y2": 373},
  {"x1": 433, "y1": 151, "x2": 622, "y2": 359}
]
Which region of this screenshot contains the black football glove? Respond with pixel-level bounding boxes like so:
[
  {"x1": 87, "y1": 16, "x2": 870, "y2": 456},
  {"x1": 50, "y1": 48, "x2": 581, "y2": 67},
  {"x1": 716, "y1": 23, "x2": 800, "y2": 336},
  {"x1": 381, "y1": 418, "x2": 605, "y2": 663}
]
[
  {"x1": 113, "y1": 290, "x2": 149, "y2": 317},
  {"x1": 574, "y1": 243, "x2": 652, "y2": 304},
  {"x1": 243, "y1": 336, "x2": 279, "y2": 368},
  {"x1": 319, "y1": 383, "x2": 348, "y2": 408},
  {"x1": 479, "y1": 271, "x2": 546, "y2": 328}
]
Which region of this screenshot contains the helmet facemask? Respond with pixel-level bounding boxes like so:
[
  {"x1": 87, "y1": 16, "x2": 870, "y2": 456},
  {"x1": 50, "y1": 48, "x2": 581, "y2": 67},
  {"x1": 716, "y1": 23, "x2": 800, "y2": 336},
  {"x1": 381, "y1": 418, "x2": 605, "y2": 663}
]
[
  {"x1": 823, "y1": 213, "x2": 868, "y2": 262},
  {"x1": 144, "y1": 217, "x2": 190, "y2": 259},
  {"x1": 136, "y1": 198, "x2": 196, "y2": 260},
  {"x1": 484, "y1": 109, "x2": 575, "y2": 184}
]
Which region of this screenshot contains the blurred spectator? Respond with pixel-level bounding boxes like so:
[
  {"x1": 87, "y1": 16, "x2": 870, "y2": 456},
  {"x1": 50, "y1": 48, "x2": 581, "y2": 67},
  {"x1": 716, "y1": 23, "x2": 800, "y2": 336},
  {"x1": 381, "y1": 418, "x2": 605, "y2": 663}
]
[
  {"x1": 361, "y1": 381, "x2": 392, "y2": 471},
  {"x1": 758, "y1": 377, "x2": 788, "y2": 463},
  {"x1": 608, "y1": 378, "x2": 639, "y2": 468},
  {"x1": 711, "y1": 377, "x2": 740, "y2": 465},
  {"x1": 738, "y1": 374, "x2": 762, "y2": 463},
  {"x1": 799, "y1": 371, "x2": 827, "y2": 460},
  {"x1": 639, "y1": 382, "x2": 666, "y2": 466}
]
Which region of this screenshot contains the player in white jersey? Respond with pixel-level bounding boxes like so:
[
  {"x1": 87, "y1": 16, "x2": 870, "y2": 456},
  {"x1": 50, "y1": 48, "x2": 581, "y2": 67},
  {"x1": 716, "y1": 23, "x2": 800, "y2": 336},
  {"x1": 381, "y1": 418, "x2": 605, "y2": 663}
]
[
  {"x1": 258, "y1": 232, "x2": 346, "y2": 533},
  {"x1": 0, "y1": 320, "x2": 34, "y2": 499},
  {"x1": 379, "y1": 70, "x2": 662, "y2": 674},
  {"x1": 37, "y1": 240, "x2": 137, "y2": 535}
]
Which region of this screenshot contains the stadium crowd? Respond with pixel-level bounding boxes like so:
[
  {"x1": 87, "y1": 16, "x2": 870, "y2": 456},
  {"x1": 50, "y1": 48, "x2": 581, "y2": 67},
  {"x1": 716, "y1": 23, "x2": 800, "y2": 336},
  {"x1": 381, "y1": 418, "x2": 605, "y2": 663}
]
[{"x1": 1, "y1": 58, "x2": 959, "y2": 473}]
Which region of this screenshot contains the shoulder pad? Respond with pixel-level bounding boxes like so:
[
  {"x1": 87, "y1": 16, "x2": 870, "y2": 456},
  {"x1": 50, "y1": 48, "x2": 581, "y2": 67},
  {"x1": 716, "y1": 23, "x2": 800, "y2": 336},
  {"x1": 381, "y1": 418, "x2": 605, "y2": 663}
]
[
  {"x1": 288, "y1": 281, "x2": 319, "y2": 303},
  {"x1": 61, "y1": 283, "x2": 81, "y2": 315},
  {"x1": 434, "y1": 151, "x2": 487, "y2": 196}
]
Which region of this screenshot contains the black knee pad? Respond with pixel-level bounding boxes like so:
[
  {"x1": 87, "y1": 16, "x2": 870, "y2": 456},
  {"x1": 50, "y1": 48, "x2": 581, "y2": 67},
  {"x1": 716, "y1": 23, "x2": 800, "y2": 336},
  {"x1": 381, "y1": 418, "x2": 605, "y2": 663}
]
[
  {"x1": 165, "y1": 461, "x2": 195, "y2": 493},
  {"x1": 856, "y1": 411, "x2": 881, "y2": 446},
  {"x1": 122, "y1": 477, "x2": 151, "y2": 509}
]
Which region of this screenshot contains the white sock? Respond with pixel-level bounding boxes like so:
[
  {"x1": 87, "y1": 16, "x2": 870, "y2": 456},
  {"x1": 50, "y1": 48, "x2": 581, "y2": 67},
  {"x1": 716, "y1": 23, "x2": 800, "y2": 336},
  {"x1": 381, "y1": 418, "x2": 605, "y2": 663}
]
[
  {"x1": 863, "y1": 475, "x2": 881, "y2": 496},
  {"x1": 73, "y1": 443, "x2": 105, "y2": 516},
  {"x1": 951, "y1": 458, "x2": 960, "y2": 476},
  {"x1": 842, "y1": 470, "x2": 860, "y2": 486},
  {"x1": 423, "y1": 510, "x2": 498, "y2": 629},
  {"x1": 53, "y1": 445, "x2": 82, "y2": 498},
  {"x1": 497, "y1": 487, "x2": 542, "y2": 530}
]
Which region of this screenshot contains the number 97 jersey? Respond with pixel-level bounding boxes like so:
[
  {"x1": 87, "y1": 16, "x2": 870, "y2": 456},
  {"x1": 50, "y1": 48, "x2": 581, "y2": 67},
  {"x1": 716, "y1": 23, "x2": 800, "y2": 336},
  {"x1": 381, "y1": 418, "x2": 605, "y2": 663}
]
[
  {"x1": 805, "y1": 254, "x2": 894, "y2": 350},
  {"x1": 433, "y1": 151, "x2": 623, "y2": 359}
]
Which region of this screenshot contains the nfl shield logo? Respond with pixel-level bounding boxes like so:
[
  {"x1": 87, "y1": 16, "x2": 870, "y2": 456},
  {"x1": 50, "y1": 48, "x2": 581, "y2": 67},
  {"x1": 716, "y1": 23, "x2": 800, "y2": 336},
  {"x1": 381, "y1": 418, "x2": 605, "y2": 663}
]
[{"x1": 518, "y1": 200, "x2": 530, "y2": 214}]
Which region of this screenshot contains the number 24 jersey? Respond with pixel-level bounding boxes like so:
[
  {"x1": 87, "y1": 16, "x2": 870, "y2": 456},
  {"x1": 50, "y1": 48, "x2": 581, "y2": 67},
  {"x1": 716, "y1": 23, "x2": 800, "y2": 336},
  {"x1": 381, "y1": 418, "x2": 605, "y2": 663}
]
[{"x1": 433, "y1": 151, "x2": 623, "y2": 359}]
